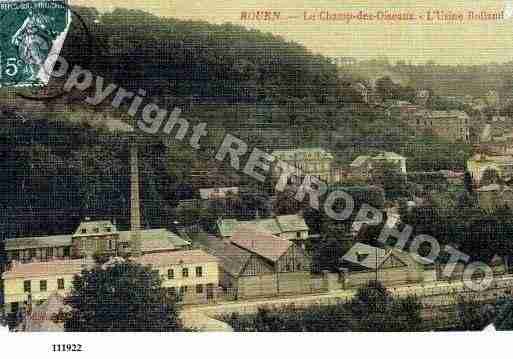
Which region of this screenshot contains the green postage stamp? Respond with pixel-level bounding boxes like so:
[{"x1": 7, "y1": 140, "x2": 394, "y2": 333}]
[{"x1": 0, "y1": 0, "x2": 71, "y2": 88}]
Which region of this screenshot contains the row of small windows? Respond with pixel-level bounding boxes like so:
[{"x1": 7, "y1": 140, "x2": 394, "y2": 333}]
[
  {"x1": 80, "y1": 227, "x2": 112, "y2": 234},
  {"x1": 24, "y1": 278, "x2": 65, "y2": 293},
  {"x1": 166, "y1": 266, "x2": 203, "y2": 279},
  {"x1": 168, "y1": 284, "x2": 205, "y2": 298},
  {"x1": 10, "y1": 247, "x2": 71, "y2": 262}
]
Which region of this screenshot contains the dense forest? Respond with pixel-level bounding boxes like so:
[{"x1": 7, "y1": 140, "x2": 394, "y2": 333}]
[
  {"x1": 0, "y1": 6, "x2": 342, "y2": 239},
  {"x1": 0, "y1": 6, "x2": 493, "y2": 239}
]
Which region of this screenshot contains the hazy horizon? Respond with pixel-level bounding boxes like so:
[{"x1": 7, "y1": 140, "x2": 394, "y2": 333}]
[{"x1": 75, "y1": 0, "x2": 513, "y2": 66}]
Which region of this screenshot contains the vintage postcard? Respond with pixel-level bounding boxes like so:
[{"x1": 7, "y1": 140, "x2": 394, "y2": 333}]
[{"x1": 1, "y1": 0, "x2": 513, "y2": 355}]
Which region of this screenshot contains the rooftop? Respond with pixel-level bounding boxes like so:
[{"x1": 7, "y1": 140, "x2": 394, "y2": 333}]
[
  {"x1": 2, "y1": 258, "x2": 94, "y2": 280},
  {"x1": 230, "y1": 225, "x2": 293, "y2": 262},
  {"x1": 5, "y1": 234, "x2": 72, "y2": 251},
  {"x1": 136, "y1": 249, "x2": 218, "y2": 268},
  {"x1": 217, "y1": 215, "x2": 308, "y2": 238},
  {"x1": 118, "y1": 228, "x2": 190, "y2": 253},
  {"x1": 341, "y1": 243, "x2": 389, "y2": 270}
]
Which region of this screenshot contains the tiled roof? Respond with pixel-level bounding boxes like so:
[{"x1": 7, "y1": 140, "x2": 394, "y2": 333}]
[
  {"x1": 5, "y1": 234, "x2": 72, "y2": 251},
  {"x1": 230, "y1": 225, "x2": 293, "y2": 262},
  {"x1": 217, "y1": 216, "x2": 308, "y2": 237},
  {"x1": 2, "y1": 258, "x2": 94, "y2": 280},
  {"x1": 341, "y1": 243, "x2": 389, "y2": 270},
  {"x1": 276, "y1": 214, "x2": 308, "y2": 232},
  {"x1": 136, "y1": 249, "x2": 218, "y2": 268},
  {"x1": 198, "y1": 236, "x2": 252, "y2": 277},
  {"x1": 118, "y1": 229, "x2": 190, "y2": 252},
  {"x1": 350, "y1": 155, "x2": 371, "y2": 167},
  {"x1": 217, "y1": 218, "x2": 240, "y2": 237},
  {"x1": 249, "y1": 218, "x2": 281, "y2": 235}
]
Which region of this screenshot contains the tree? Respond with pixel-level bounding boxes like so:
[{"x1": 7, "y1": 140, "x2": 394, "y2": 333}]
[
  {"x1": 350, "y1": 281, "x2": 422, "y2": 331},
  {"x1": 456, "y1": 297, "x2": 495, "y2": 331},
  {"x1": 495, "y1": 297, "x2": 513, "y2": 330},
  {"x1": 65, "y1": 261, "x2": 182, "y2": 331}
]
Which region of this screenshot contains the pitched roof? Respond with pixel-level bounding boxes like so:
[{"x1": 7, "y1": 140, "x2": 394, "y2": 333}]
[
  {"x1": 350, "y1": 155, "x2": 371, "y2": 167},
  {"x1": 217, "y1": 218, "x2": 240, "y2": 237},
  {"x1": 341, "y1": 243, "x2": 389, "y2": 270},
  {"x1": 248, "y1": 218, "x2": 281, "y2": 235},
  {"x1": 118, "y1": 229, "x2": 190, "y2": 253},
  {"x1": 2, "y1": 258, "x2": 94, "y2": 280},
  {"x1": 276, "y1": 214, "x2": 308, "y2": 232},
  {"x1": 217, "y1": 216, "x2": 308, "y2": 237},
  {"x1": 5, "y1": 234, "x2": 72, "y2": 251},
  {"x1": 136, "y1": 249, "x2": 218, "y2": 268},
  {"x1": 198, "y1": 235, "x2": 252, "y2": 277},
  {"x1": 230, "y1": 225, "x2": 293, "y2": 262}
]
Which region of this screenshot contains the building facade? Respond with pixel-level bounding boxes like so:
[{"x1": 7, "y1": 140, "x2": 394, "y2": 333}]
[
  {"x1": 136, "y1": 250, "x2": 219, "y2": 304},
  {"x1": 4, "y1": 219, "x2": 191, "y2": 264},
  {"x1": 2, "y1": 258, "x2": 94, "y2": 314},
  {"x1": 216, "y1": 214, "x2": 310, "y2": 246},
  {"x1": 467, "y1": 153, "x2": 513, "y2": 185},
  {"x1": 271, "y1": 148, "x2": 334, "y2": 183},
  {"x1": 407, "y1": 110, "x2": 470, "y2": 143},
  {"x1": 200, "y1": 226, "x2": 312, "y2": 299}
]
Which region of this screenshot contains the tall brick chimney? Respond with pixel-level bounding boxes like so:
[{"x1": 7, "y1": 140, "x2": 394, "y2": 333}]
[{"x1": 130, "y1": 143, "x2": 142, "y2": 256}]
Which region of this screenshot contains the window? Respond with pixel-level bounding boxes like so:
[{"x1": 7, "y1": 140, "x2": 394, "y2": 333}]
[
  {"x1": 47, "y1": 248, "x2": 54, "y2": 258},
  {"x1": 168, "y1": 269, "x2": 174, "y2": 279},
  {"x1": 182, "y1": 268, "x2": 189, "y2": 278},
  {"x1": 105, "y1": 227, "x2": 111, "y2": 232},
  {"x1": 180, "y1": 286, "x2": 188, "y2": 295},
  {"x1": 196, "y1": 284, "x2": 203, "y2": 294},
  {"x1": 296, "y1": 231, "x2": 301, "y2": 239},
  {"x1": 57, "y1": 278, "x2": 65, "y2": 290},
  {"x1": 108, "y1": 240, "x2": 113, "y2": 250},
  {"x1": 29, "y1": 249, "x2": 36, "y2": 259},
  {"x1": 24, "y1": 280, "x2": 31, "y2": 293},
  {"x1": 195, "y1": 266, "x2": 203, "y2": 277},
  {"x1": 94, "y1": 227, "x2": 99, "y2": 233},
  {"x1": 63, "y1": 247, "x2": 70, "y2": 257},
  {"x1": 11, "y1": 302, "x2": 19, "y2": 313},
  {"x1": 296, "y1": 263, "x2": 302, "y2": 271},
  {"x1": 285, "y1": 264, "x2": 291, "y2": 272},
  {"x1": 40, "y1": 280, "x2": 47, "y2": 292}
]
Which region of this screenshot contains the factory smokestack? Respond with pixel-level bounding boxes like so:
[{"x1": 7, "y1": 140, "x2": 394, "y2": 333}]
[{"x1": 130, "y1": 143, "x2": 142, "y2": 256}]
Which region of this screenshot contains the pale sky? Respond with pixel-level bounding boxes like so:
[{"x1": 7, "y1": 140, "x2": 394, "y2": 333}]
[{"x1": 75, "y1": 0, "x2": 513, "y2": 65}]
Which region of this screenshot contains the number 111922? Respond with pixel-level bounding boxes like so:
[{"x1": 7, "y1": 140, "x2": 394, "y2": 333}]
[{"x1": 52, "y1": 344, "x2": 83, "y2": 352}]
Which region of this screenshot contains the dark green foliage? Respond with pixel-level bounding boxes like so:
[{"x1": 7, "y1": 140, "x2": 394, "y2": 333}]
[
  {"x1": 65, "y1": 261, "x2": 182, "y2": 332},
  {"x1": 223, "y1": 281, "x2": 423, "y2": 332},
  {"x1": 349, "y1": 281, "x2": 423, "y2": 331},
  {"x1": 495, "y1": 297, "x2": 513, "y2": 330},
  {"x1": 0, "y1": 118, "x2": 173, "y2": 239},
  {"x1": 310, "y1": 239, "x2": 351, "y2": 273},
  {"x1": 455, "y1": 297, "x2": 495, "y2": 331},
  {"x1": 63, "y1": 7, "x2": 338, "y2": 104}
]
